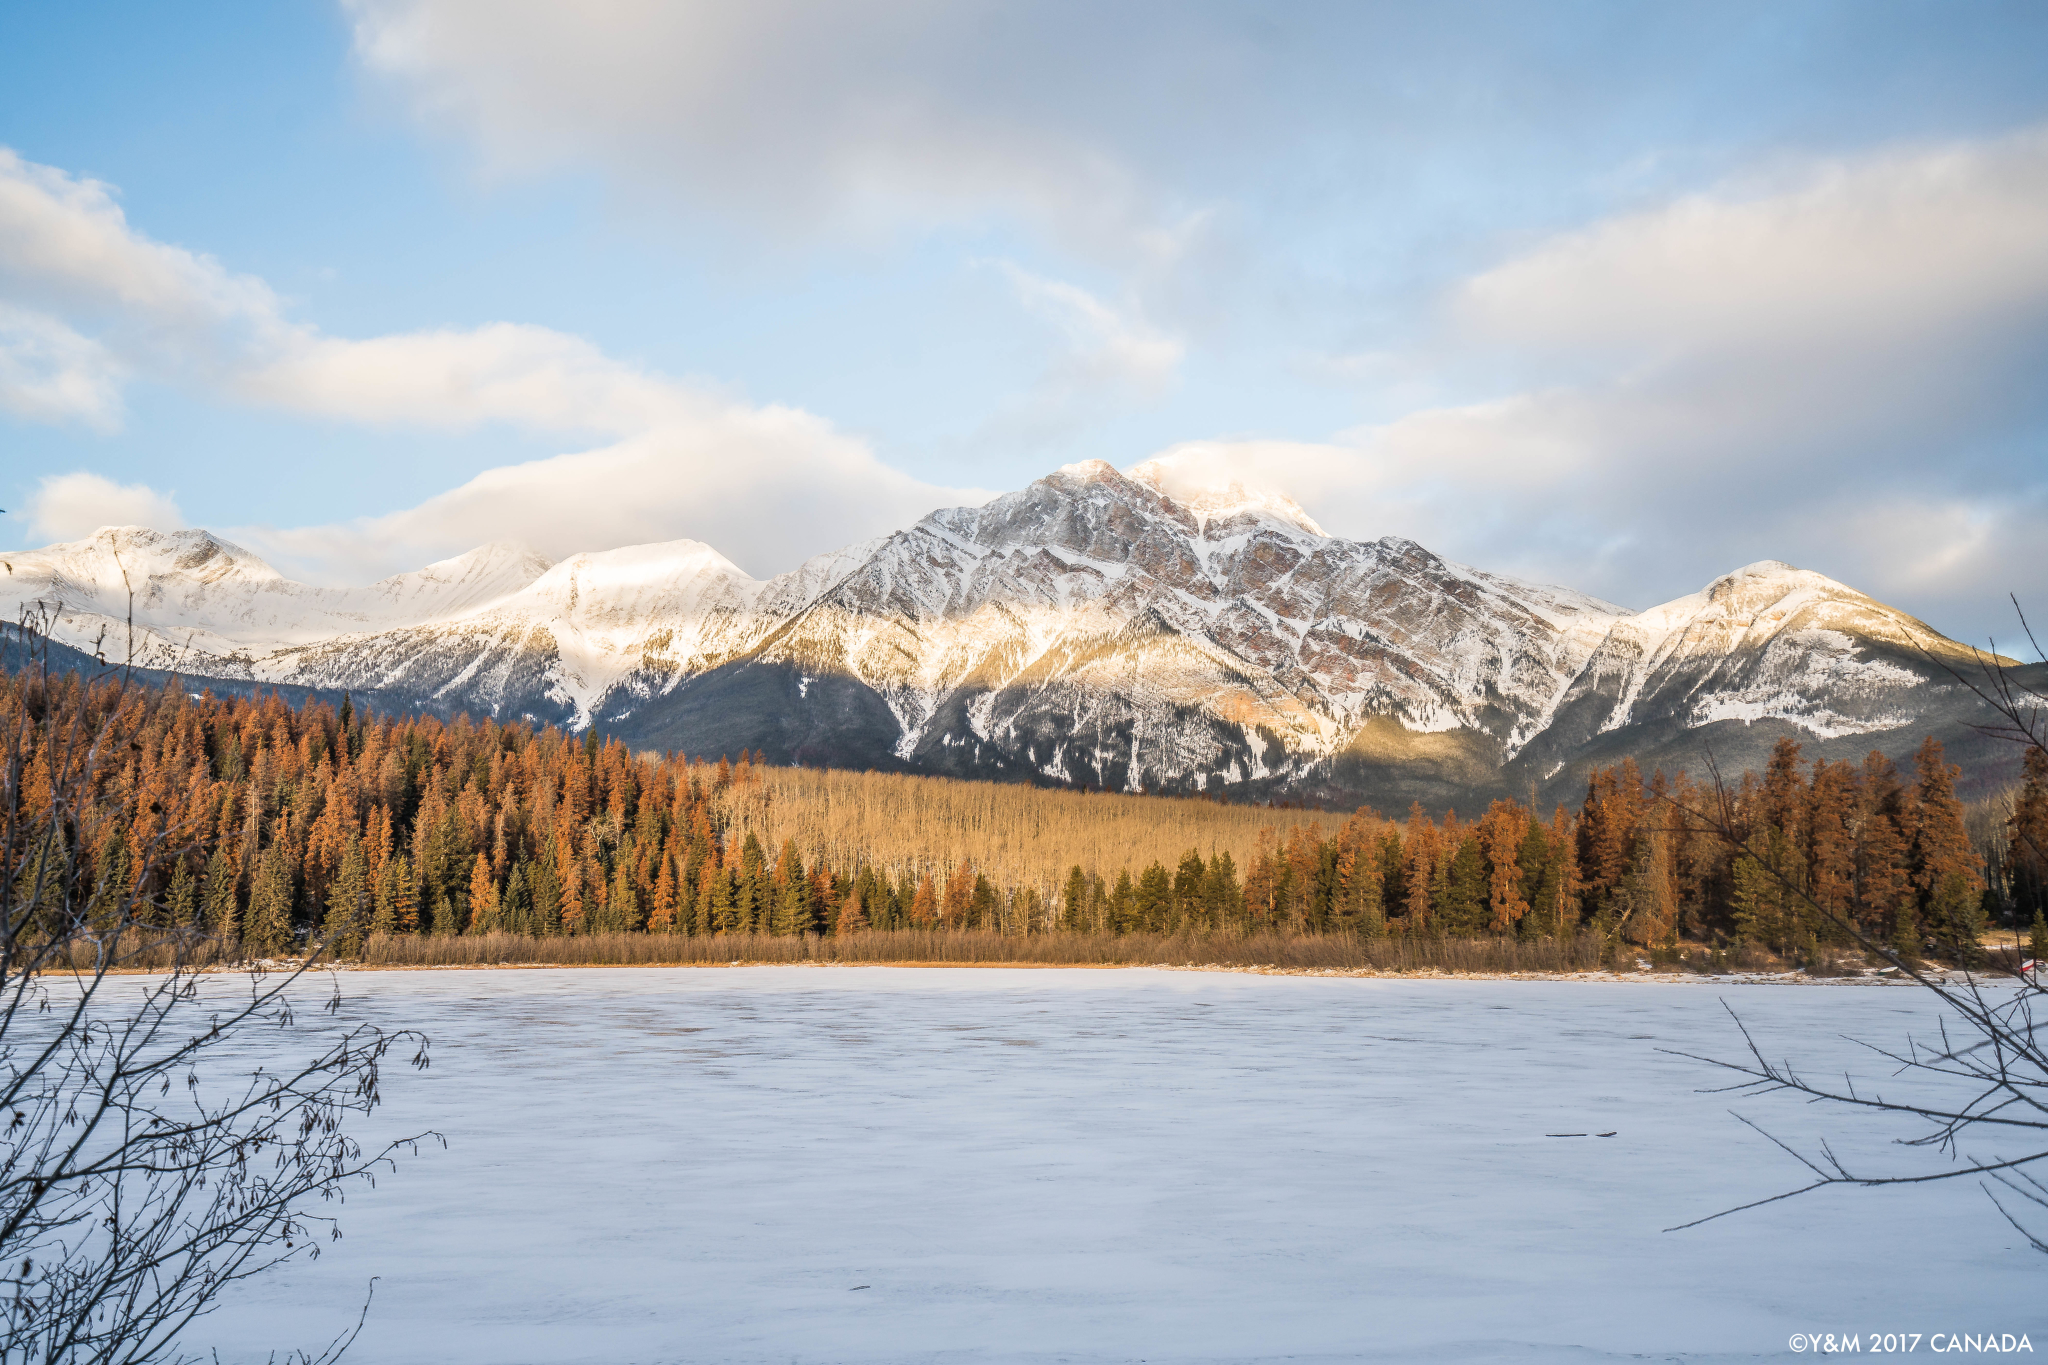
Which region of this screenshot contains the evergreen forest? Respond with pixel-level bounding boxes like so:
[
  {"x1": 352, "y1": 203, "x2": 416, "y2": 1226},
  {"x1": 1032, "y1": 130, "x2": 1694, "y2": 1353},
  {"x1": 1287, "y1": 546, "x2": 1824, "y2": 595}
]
[{"x1": 7, "y1": 669, "x2": 2039, "y2": 968}]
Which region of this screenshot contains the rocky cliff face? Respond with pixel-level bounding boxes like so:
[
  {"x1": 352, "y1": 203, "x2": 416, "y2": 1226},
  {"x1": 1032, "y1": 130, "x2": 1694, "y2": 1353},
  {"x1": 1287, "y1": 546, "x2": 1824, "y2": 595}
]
[{"x1": 3, "y1": 463, "x2": 2020, "y2": 806}]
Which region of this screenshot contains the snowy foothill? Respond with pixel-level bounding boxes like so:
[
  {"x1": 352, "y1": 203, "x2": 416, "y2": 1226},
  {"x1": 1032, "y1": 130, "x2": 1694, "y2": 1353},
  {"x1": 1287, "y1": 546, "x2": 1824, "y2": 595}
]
[{"x1": 183, "y1": 967, "x2": 2037, "y2": 1364}]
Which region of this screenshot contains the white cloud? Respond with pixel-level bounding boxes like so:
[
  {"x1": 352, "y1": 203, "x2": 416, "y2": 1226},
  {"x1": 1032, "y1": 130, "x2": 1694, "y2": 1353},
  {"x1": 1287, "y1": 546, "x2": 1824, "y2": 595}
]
[
  {"x1": 1117, "y1": 128, "x2": 2048, "y2": 646},
  {"x1": 0, "y1": 148, "x2": 284, "y2": 396},
  {"x1": 343, "y1": 0, "x2": 1155, "y2": 255},
  {"x1": 1460, "y1": 125, "x2": 2048, "y2": 360},
  {"x1": 998, "y1": 262, "x2": 1183, "y2": 397},
  {"x1": 0, "y1": 146, "x2": 981, "y2": 581},
  {"x1": 238, "y1": 324, "x2": 699, "y2": 436},
  {"x1": 0, "y1": 304, "x2": 124, "y2": 428},
  {"x1": 243, "y1": 411, "x2": 988, "y2": 584},
  {"x1": 1111, "y1": 129, "x2": 2048, "y2": 632},
  {"x1": 24, "y1": 472, "x2": 185, "y2": 543}
]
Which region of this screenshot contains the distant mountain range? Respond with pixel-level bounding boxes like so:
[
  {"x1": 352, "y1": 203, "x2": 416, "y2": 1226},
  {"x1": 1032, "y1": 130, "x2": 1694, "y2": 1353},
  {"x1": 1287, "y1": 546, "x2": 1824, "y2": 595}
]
[{"x1": 3, "y1": 460, "x2": 2030, "y2": 807}]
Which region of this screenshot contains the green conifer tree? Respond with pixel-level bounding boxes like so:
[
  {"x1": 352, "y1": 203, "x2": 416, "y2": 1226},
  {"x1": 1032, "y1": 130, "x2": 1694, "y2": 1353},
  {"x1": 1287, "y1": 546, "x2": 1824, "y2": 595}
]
[
  {"x1": 1173, "y1": 850, "x2": 1207, "y2": 931},
  {"x1": 203, "y1": 847, "x2": 240, "y2": 941},
  {"x1": 242, "y1": 846, "x2": 294, "y2": 958},
  {"x1": 1206, "y1": 853, "x2": 1243, "y2": 933},
  {"x1": 1061, "y1": 866, "x2": 1090, "y2": 933},
  {"x1": 607, "y1": 859, "x2": 638, "y2": 934},
  {"x1": 166, "y1": 859, "x2": 199, "y2": 929},
  {"x1": 1105, "y1": 870, "x2": 1134, "y2": 934},
  {"x1": 711, "y1": 866, "x2": 741, "y2": 933},
  {"x1": 1439, "y1": 837, "x2": 1487, "y2": 935},
  {"x1": 528, "y1": 857, "x2": 562, "y2": 936},
  {"x1": 1135, "y1": 863, "x2": 1171, "y2": 933},
  {"x1": 969, "y1": 873, "x2": 999, "y2": 930},
  {"x1": 1930, "y1": 870, "x2": 1987, "y2": 967},
  {"x1": 375, "y1": 853, "x2": 419, "y2": 935},
  {"x1": 1730, "y1": 838, "x2": 1783, "y2": 950},
  {"x1": 1890, "y1": 896, "x2": 1921, "y2": 963},
  {"x1": 771, "y1": 842, "x2": 809, "y2": 936},
  {"x1": 322, "y1": 833, "x2": 370, "y2": 956},
  {"x1": 502, "y1": 863, "x2": 531, "y2": 936}
]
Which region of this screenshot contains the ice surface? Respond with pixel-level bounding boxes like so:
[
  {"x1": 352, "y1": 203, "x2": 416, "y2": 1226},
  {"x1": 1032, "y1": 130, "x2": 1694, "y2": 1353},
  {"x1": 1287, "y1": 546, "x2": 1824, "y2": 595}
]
[{"x1": 177, "y1": 968, "x2": 2036, "y2": 1364}]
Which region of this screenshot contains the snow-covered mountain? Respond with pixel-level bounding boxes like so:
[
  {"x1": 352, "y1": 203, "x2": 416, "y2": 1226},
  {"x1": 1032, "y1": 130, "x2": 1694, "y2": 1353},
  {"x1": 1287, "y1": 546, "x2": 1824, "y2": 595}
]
[{"x1": 1, "y1": 461, "x2": 2016, "y2": 805}]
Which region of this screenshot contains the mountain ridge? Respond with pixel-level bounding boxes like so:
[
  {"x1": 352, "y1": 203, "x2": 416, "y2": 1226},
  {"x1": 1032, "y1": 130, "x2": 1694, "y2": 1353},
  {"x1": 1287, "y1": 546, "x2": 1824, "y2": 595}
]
[{"x1": 2, "y1": 462, "x2": 2022, "y2": 806}]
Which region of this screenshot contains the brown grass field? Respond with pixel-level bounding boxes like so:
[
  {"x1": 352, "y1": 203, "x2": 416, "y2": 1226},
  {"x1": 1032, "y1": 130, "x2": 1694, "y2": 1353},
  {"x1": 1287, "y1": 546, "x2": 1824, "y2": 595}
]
[{"x1": 711, "y1": 765, "x2": 1354, "y2": 893}]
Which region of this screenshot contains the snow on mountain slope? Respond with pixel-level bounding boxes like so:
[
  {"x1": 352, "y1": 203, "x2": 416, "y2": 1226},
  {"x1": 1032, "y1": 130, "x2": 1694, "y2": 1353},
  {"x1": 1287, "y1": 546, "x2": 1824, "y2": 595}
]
[
  {"x1": 594, "y1": 460, "x2": 1631, "y2": 790},
  {"x1": 1, "y1": 527, "x2": 553, "y2": 673},
  {"x1": 1570, "y1": 560, "x2": 1970, "y2": 740},
  {"x1": 2, "y1": 471, "x2": 1997, "y2": 802},
  {"x1": 1498, "y1": 559, "x2": 2005, "y2": 794},
  {"x1": 269, "y1": 539, "x2": 776, "y2": 725}
]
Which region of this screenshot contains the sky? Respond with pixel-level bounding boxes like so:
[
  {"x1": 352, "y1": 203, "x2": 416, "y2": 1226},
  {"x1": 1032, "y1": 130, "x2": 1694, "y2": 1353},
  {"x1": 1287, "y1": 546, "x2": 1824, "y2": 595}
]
[{"x1": 3, "y1": 1, "x2": 2047, "y2": 648}]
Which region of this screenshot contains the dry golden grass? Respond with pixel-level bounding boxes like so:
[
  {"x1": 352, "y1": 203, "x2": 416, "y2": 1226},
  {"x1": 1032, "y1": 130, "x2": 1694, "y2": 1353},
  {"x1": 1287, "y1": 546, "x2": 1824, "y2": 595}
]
[
  {"x1": 38, "y1": 933, "x2": 241, "y2": 974},
  {"x1": 712, "y1": 765, "x2": 1355, "y2": 893},
  {"x1": 353, "y1": 929, "x2": 1606, "y2": 973}
]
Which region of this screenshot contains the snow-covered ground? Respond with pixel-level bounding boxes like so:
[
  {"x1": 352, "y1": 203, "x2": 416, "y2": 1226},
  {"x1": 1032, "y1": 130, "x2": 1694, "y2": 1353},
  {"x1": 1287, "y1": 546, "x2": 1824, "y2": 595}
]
[{"x1": 191, "y1": 968, "x2": 2039, "y2": 1364}]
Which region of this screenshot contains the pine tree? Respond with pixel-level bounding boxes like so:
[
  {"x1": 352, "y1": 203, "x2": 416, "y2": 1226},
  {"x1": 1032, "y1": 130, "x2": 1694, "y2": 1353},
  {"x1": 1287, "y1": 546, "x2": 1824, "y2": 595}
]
[
  {"x1": 941, "y1": 862, "x2": 975, "y2": 926},
  {"x1": 203, "y1": 846, "x2": 241, "y2": 941},
  {"x1": 1438, "y1": 836, "x2": 1486, "y2": 935},
  {"x1": 607, "y1": 858, "x2": 639, "y2": 933},
  {"x1": 1134, "y1": 863, "x2": 1171, "y2": 933},
  {"x1": 528, "y1": 856, "x2": 561, "y2": 935},
  {"x1": 910, "y1": 873, "x2": 937, "y2": 928},
  {"x1": 1478, "y1": 800, "x2": 1530, "y2": 933},
  {"x1": 1857, "y1": 753, "x2": 1914, "y2": 936},
  {"x1": 1930, "y1": 870, "x2": 1987, "y2": 967},
  {"x1": 376, "y1": 853, "x2": 419, "y2": 935},
  {"x1": 1246, "y1": 826, "x2": 1280, "y2": 928},
  {"x1": 2010, "y1": 748, "x2": 2048, "y2": 921},
  {"x1": 90, "y1": 833, "x2": 131, "y2": 933},
  {"x1": 503, "y1": 863, "x2": 532, "y2": 935},
  {"x1": 1172, "y1": 849, "x2": 1208, "y2": 931},
  {"x1": 774, "y1": 872, "x2": 813, "y2": 936},
  {"x1": 710, "y1": 864, "x2": 741, "y2": 933},
  {"x1": 166, "y1": 859, "x2": 199, "y2": 928},
  {"x1": 243, "y1": 846, "x2": 294, "y2": 958},
  {"x1": 771, "y1": 842, "x2": 811, "y2": 936},
  {"x1": 1890, "y1": 895, "x2": 1921, "y2": 963},
  {"x1": 1061, "y1": 865, "x2": 1090, "y2": 932},
  {"x1": 322, "y1": 833, "x2": 371, "y2": 955},
  {"x1": 1616, "y1": 828, "x2": 1678, "y2": 949},
  {"x1": 969, "y1": 873, "x2": 999, "y2": 930},
  {"x1": 468, "y1": 852, "x2": 502, "y2": 935},
  {"x1": 1108, "y1": 869, "x2": 1136, "y2": 934},
  {"x1": 737, "y1": 834, "x2": 766, "y2": 933},
  {"x1": 1731, "y1": 830, "x2": 1792, "y2": 953},
  {"x1": 1402, "y1": 808, "x2": 1437, "y2": 931},
  {"x1": 1806, "y1": 760, "x2": 1859, "y2": 935},
  {"x1": 1206, "y1": 852, "x2": 1243, "y2": 933},
  {"x1": 1910, "y1": 736, "x2": 1982, "y2": 905},
  {"x1": 649, "y1": 856, "x2": 677, "y2": 933}
]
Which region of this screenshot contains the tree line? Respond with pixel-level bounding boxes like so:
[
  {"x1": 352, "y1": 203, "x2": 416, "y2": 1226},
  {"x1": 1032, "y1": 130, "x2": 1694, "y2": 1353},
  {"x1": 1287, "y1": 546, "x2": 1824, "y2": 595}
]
[{"x1": 3, "y1": 669, "x2": 2020, "y2": 961}]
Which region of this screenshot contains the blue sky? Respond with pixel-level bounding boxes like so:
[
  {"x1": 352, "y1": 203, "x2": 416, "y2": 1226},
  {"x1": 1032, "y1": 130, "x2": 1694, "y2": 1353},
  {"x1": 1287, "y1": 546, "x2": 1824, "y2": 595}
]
[{"x1": 5, "y1": 1, "x2": 2048, "y2": 646}]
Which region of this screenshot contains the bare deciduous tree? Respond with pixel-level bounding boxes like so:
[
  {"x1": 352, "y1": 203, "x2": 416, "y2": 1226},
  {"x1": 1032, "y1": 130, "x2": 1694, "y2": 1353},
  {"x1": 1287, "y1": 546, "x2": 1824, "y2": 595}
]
[{"x1": 1, "y1": 614, "x2": 435, "y2": 1363}]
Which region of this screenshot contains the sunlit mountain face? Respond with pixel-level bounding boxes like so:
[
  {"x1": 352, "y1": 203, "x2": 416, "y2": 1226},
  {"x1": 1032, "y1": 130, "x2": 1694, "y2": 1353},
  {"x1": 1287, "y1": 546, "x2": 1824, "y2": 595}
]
[{"x1": 2, "y1": 462, "x2": 2025, "y2": 808}]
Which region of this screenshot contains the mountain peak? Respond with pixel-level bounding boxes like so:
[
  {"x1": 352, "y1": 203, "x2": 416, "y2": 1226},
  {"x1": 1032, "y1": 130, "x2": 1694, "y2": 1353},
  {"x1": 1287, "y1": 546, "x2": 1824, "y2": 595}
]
[
  {"x1": 15, "y1": 526, "x2": 285, "y2": 586},
  {"x1": 1719, "y1": 559, "x2": 1802, "y2": 583},
  {"x1": 1125, "y1": 456, "x2": 1328, "y2": 538},
  {"x1": 1054, "y1": 459, "x2": 1122, "y2": 482}
]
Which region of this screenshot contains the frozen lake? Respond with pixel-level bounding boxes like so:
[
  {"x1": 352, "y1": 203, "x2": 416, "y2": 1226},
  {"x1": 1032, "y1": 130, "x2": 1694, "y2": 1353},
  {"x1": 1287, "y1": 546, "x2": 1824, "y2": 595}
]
[{"x1": 192, "y1": 966, "x2": 2039, "y2": 1364}]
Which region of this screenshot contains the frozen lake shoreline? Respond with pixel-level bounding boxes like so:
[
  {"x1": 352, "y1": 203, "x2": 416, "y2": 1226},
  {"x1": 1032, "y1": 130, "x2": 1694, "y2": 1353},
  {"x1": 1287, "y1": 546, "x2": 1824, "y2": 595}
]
[
  {"x1": 254, "y1": 955, "x2": 1992, "y2": 987},
  {"x1": 191, "y1": 967, "x2": 2039, "y2": 1364}
]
